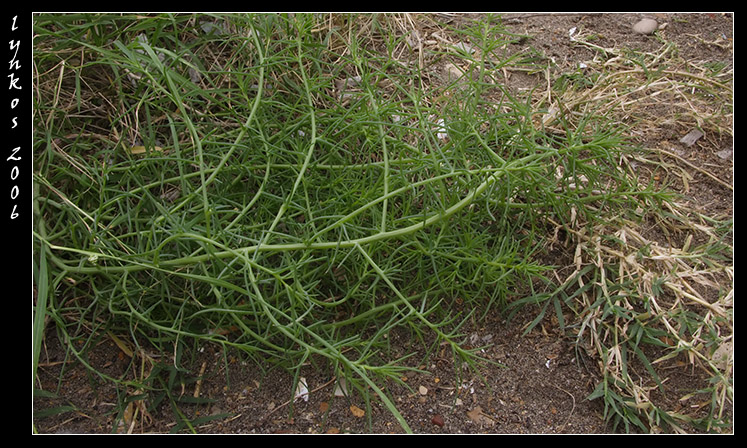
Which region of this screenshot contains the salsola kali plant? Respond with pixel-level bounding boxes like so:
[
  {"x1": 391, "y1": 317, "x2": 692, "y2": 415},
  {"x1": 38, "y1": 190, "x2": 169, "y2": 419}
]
[{"x1": 33, "y1": 13, "x2": 731, "y2": 433}]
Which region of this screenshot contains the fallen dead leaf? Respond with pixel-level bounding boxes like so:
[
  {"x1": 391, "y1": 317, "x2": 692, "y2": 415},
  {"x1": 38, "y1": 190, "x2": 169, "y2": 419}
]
[
  {"x1": 466, "y1": 406, "x2": 495, "y2": 427},
  {"x1": 350, "y1": 405, "x2": 365, "y2": 418}
]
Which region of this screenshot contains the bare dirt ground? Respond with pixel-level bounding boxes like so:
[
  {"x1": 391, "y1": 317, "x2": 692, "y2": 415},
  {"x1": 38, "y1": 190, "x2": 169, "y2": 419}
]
[{"x1": 33, "y1": 13, "x2": 733, "y2": 435}]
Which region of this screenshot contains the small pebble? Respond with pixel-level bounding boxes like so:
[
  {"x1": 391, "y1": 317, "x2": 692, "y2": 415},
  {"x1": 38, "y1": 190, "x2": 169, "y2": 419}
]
[
  {"x1": 716, "y1": 149, "x2": 733, "y2": 161},
  {"x1": 419, "y1": 385, "x2": 428, "y2": 395},
  {"x1": 633, "y1": 18, "x2": 658, "y2": 35},
  {"x1": 431, "y1": 414, "x2": 445, "y2": 427},
  {"x1": 679, "y1": 129, "x2": 704, "y2": 147}
]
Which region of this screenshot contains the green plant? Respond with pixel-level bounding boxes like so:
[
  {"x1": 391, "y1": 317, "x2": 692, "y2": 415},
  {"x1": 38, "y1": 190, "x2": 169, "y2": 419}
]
[{"x1": 33, "y1": 13, "x2": 731, "y2": 433}]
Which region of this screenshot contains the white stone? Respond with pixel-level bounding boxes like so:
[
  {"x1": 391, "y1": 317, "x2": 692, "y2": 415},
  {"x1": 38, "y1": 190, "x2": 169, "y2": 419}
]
[{"x1": 633, "y1": 18, "x2": 658, "y2": 35}]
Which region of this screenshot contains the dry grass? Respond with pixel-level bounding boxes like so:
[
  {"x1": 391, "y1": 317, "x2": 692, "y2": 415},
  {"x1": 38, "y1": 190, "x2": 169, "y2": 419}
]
[{"x1": 535, "y1": 25, "x2": 733, "y2": 432}]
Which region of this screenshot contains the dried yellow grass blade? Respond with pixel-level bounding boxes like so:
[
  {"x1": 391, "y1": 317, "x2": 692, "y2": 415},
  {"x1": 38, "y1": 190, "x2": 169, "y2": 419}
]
[
  {"x1": 107, "y1": 331, "x2": 134, "y2": 358},
  {"x1": 127, "y1": 145, "x2": 163, "y2": 155}
]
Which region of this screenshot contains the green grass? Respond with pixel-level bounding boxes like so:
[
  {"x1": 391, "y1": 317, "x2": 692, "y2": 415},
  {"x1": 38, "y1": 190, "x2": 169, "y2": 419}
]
[{"x1": 33, "y1": 13, "x2": 732, "y2": 434}]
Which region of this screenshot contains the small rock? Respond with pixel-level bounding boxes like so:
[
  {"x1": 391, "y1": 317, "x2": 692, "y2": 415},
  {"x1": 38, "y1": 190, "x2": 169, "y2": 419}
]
[
  {"x1": 443, "y1": 62, "x2": 465, "y2": 83},
  {"x1": 679, "y1": 129, "x2": 704, "y2": 147},
  {"x1": 335, "y1": 75, "x2": 362, "y2": 91},
  {"x1": 294, "y1": 377, "x2": 309, "y2": 402},
  {"x1": 712, "y1": 341, "x2": 733, "y2": 370},
  {"x1": 633, "y1": 18, "x2": 658, "y2": 35},
  {"x1": 431, "y1": 414, "x2": 445, "y2": 427},
  {"x1": 334, "y1": 378, "x2": 348, "y2": 397},
  {"x1": 451, "y1": 41, "x2": 475, "y2": 54},
  {"x1": 419, "y1": 385, "x2": 428, "y2": 395},
  {"x1": 716, "y1": 148, "x2": 733, "y2": 160}
]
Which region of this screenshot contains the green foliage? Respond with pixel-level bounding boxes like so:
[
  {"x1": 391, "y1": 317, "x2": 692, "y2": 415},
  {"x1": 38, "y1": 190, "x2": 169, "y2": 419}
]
[{"x1": 33, "y1": 13, "x2": 730, "y2": 433}]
